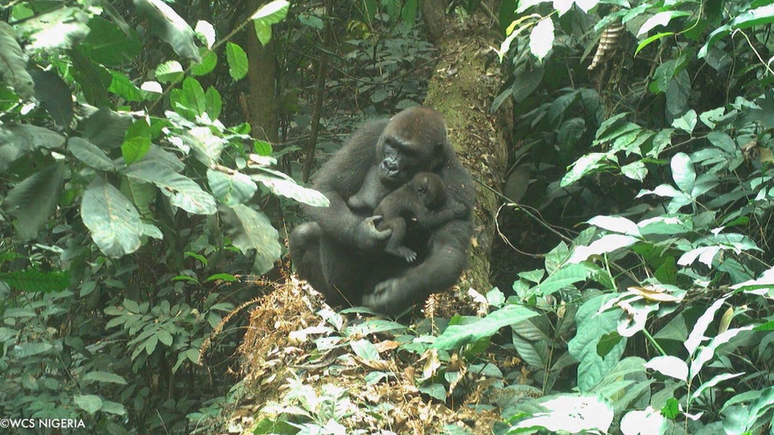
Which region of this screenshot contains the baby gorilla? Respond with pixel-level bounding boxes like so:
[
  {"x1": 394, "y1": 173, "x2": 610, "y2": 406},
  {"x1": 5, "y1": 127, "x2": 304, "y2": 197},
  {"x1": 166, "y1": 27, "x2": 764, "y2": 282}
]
[{"x1": 350, "y1": 171, "x2": 467, "y2": 262}]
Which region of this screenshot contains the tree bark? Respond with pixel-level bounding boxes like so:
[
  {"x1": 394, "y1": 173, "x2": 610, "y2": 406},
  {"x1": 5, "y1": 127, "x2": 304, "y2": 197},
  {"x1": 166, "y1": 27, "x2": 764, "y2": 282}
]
[
  {"x1": 246, "y1": 0, "x2": 279, "y2": 142},
  {"x1": 422, "y1": 12, "x2": 511, "y2": 293}
]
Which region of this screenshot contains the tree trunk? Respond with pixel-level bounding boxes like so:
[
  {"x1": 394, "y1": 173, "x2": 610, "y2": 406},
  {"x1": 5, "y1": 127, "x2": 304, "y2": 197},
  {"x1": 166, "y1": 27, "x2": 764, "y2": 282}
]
[
  {"x1": 422, "y1": 10, "x2": 511, "y2": 293},
  {"x1": 246, "y1": 0, "x2": 279, "y2": 142}
]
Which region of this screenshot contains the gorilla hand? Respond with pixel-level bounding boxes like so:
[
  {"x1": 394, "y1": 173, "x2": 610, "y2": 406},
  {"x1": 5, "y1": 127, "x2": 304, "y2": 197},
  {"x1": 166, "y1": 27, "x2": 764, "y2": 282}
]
[
  {"x1": 362, "y1": 278, "x2": 403, "y2": 315},
  {"x1": 353, "y1": 215, "x2": 392, "y2": 251}
]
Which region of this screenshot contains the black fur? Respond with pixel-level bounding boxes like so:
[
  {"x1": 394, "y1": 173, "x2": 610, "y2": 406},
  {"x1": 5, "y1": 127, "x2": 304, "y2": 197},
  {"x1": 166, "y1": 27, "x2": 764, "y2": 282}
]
[{"x1": 289, "y1": 107, "x2": 475, "y2": 315}]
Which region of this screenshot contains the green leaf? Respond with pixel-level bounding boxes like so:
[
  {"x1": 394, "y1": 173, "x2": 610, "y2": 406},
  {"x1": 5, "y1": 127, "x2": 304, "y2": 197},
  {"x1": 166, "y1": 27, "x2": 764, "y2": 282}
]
[
  {"x1": 561, "y1": 153, "x2": 615, "y2": 187},
  {"x1": 700, "y1": 5, "x2": 774, "y2": 58},
  {"x1": 3, "y1": 164, "x2": 65, "y2": 241},
  {"x1": 644, "y1": 355, "x2": 688, "y2": 381},
  {"x1": 621, "y1": 161, "x2": 647, "y2": 181},
  {"x1": 207, "y1": 169, "x2": 257, "y2": 206},
  {"x1": 514, "y1": 394, "x2": 614, "y2": 432},
  {"x1": 28, "y1": 68, "x2": 73, "y2": 127},
  {"x1": 182, "y1": 126, "x2": 225, "y2": 166},
  {"x1": 671, "y1": 109, "x2": 697, "y2": 133},
  {"x1": 0, "y1": 125, "x2": 65, "y2": 173},
  {"x1": 134, "y1": 0, "x2": 201, "y2": 62},
  {"x1": 637, "y1": 11, "x2": 690, "y2": 36},
  {"x1": 122, "y1": 119, "x2": 152, "y2": 165},
  {"x1": 82, "y1": 371, "x2": 128, "y2": 385},
  {"x1": 225, "y1": 42, "x2": 248, "y2": 80},
  {"x1": 123, "y1": 159, "x2": 217, "y2": 215},
  {"x1": 351, "y1": 339, "x2": 380, "y2": 361},
  {"x1": 251, "y1": 170, "x2": 330, "y2": 207},
  {"x1": 0, "y1": 270, "x2": 70, "y2": 293},
  {"x1": 190, "y1": 47, "x2": 217, "y2": 76},
  {"x1": 81, "y1": 177, "x2": 162, "y2": 257},
  {"x1": 82, "y1": 108, "x2": 133, "y2": 149},
  {"x1": 635, "y1": 32, "x2": 674, "y2": 56},
  {"x1": 100, "y1": 401, "x2": 127, "y2": 416},
  {"x1": 220, "y1": 204, "x2": 281, "y2": 274},
  {"x1": 254, "y1": 140, "x2": 272, "y2": 156},
  {"x1": 402, "y1": 0, "x2": 418, "y2": 24},
  {"x1": 670, "y1": 152, "x2": 695, "y2": 194},
  {"x1": 568, "y1": 295, "x2": 627, "y2": 392},
  {"x1": 0, "y1": 22, "x2": 35, "y2": 99},
  {"x1": 433, "y1": 305, "x2": 538, "y2": 350},
  {"x1": 587, "y1": 215, "x2": 640, "y2": 236},
  {"x1": 529, "y1": 18, "x2": 554, "y2": 61},
  {"x1": 108, "y1": 71, "x2": 146, "y2": 102},
  {"x1": 569, "y1": 234, "x2": 639, "y2": 263},
  {"x1": 81, "y1": 16, "x2": 142, "y2": 65},
  {"x1": 205, "y1": 86, "x2": 222, "y2": 119},
  {"x1": 156, "y1": 60, "x2": 185, "y2": 84},
  {"x1": 74, "y1": 395, "x2": 103, "y2": 414},
  {"x1": 69, "y1": 137, "x2": 117, "y2": 171},
  {"x1": 250, "y1": 0, "x2": 289, "y2": 45}
]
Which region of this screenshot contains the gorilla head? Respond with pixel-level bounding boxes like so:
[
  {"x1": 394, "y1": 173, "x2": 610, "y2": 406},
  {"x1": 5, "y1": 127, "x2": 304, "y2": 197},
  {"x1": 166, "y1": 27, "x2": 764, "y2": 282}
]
[{"x1": 376, "y1": 107, "x2": 447, "y2": 187}]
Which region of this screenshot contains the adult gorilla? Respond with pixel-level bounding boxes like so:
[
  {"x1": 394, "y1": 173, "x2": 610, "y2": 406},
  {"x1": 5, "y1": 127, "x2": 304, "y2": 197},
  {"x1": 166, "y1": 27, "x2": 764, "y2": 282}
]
[{"x1": 289, "y1": 107, "x2": 474, "y2": 315}]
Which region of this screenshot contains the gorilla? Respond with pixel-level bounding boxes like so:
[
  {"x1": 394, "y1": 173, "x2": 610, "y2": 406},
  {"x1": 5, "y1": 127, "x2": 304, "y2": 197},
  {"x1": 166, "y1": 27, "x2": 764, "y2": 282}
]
[
  {"x1": 289, "y1": 106, "x2": 474, "y2": 315},
  {"x1": 359, "y1": 172, "x2": 468, "y2": 263}
]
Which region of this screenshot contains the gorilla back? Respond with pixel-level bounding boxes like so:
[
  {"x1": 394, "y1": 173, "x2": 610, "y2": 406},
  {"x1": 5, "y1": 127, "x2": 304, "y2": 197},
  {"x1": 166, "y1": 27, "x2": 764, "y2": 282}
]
[{"x1": 289, "y1": 107, "x2": 475, "y2": 316}]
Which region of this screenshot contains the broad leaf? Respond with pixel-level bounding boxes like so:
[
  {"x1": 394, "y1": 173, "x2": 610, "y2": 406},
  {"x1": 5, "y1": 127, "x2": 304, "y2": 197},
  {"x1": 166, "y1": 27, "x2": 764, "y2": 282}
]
[
  {"x1": 3, "y1": 164, "x2": 65, "y2": 241},
  {"x1": 81, "y1": 177, "x2": 162, "y2": 257},
  {"x1": 433, "y1": 305, "x2": 538, "y2": 350},
  {"x1": 0, "y1": 22, "x2": 35, "y2": 99},
  {"x1": 220, "y1": 204, "x2": 281, "y2": 274},
  {"x1": 225, "y1": 42, "x2": 248, "y2": 80},
  {"x1": 133, "y1": 0, "x2": 201, "y2": 61},
  {"x1": 123, "y1": 159, "x2": 216, "y2": 215},
  {"x1": 251, "y1": 170, "x2": 330, "y2": 207},
  {"x1": 0, "y1": 125, "x2": 65, "y2": 173},
  {"x1": 69, "y1": 137, "x2": 117, "y2": 171},
  {"x1": 250, "y1": 0, "x2": 289, "y2": 45},
  {"x1": 207, "y1": 169, "x2": 257, "y2": 205}
]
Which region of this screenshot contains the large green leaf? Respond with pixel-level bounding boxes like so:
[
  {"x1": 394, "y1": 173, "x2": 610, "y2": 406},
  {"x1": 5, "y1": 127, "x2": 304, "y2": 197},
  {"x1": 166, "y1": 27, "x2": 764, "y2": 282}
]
[
  {"x1": 568, "y1": 294, "x2": 627, "y2": 392},
  {"x1": 82, "y1": 108, "x2": 133, "y2": 148},
  {"x1": 3, "y1": 164, "x2": 65, "y2": 241},
  {"x1": 28, "y1": 68, "x2": 74, "y2": 127},
  {"x1": 433, "y1": 305, "x2": 538, "y2": 350},
  {"x1": 183, "y1": 126, "x2": 224, "y2": 166},
  {"x1": 220, "y1": 204, "x2": 281, "y2": 274},
  {"x1": 207, "y1": 169, "x2": 257, "y2": 206},
  {"x1": 0, "y1": 124, "x2": 65, "y2": 173},
  {"x1": 68, "y1": 137, "x2": 117, "y2": 171},
  {"x1": 0, "y1": 22, "x2": 35, "y2": 99},
  {"x1": 81, "y1": 177, "x2": 162, "y2": 257},
  {"x1": 133, "y1": 0, "x2": 201, "y2": 61},
  {"x1": 225, "y1": 42, "x2": 248, "y2": 80},
  {"x1": 121, "y1": 119, "x2": 151, "y2": 165},
  {"x1": 251, "y1": 169, "x2": 330, "y2": 207},
  {"x1": 123, "y1": 159, "x2": 216, "y2": 215},
  {"x1": 81, "y1": 16, "x2": 142, "y2": 65},
  {"x1": 250, "y1": 0, "x2": 289, "y2": 45},
  {"x1": 155, "y1": 60, "x2": 185, "y2": 84}
]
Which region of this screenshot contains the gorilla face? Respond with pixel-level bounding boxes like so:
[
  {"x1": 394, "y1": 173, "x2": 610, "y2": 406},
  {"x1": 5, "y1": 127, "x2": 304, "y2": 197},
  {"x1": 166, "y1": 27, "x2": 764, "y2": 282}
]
[
  {"x1": 376, "y1": 108, "x2": 446, "y2": 186},
  {"x1": 411, "y1": 172, "x2": 446, "y2": 209}
]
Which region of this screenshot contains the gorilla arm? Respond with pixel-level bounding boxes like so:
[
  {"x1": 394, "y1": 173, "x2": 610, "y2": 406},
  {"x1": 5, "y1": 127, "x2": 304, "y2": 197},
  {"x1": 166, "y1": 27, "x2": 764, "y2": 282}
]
[
  {"x1": 303, "y1": 120, "x2": 392, "y2": 250},
  {"x1": 362, "y1": 219, "x2": 472, "y2": 315}
]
